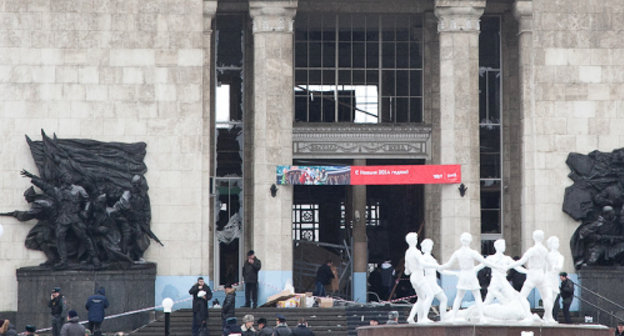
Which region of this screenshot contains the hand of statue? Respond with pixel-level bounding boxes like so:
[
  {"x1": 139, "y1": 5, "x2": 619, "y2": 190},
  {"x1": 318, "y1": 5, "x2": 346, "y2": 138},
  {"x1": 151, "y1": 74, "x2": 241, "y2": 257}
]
[{"x1": 20, "y1": 169, "x2": 34, "y2": 178}]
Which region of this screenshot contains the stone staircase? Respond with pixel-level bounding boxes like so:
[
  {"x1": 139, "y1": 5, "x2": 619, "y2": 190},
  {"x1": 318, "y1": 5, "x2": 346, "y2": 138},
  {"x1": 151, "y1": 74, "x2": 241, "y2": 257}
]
[{"x1": 130, "y1": 305, "x2": 414, "y2": 336}]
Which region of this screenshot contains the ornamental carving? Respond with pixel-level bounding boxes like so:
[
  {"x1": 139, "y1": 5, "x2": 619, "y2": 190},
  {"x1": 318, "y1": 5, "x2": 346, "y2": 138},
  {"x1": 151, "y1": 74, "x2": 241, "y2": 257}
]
[{"x1": 293, "y1": 123, "x2": 432, "y2": 159}]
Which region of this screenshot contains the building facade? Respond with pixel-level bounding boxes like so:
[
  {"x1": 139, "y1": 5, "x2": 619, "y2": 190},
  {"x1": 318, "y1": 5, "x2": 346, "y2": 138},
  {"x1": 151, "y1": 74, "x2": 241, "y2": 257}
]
[{"x1": 0, "y1": 0, "x2": 622, "y2": 312}]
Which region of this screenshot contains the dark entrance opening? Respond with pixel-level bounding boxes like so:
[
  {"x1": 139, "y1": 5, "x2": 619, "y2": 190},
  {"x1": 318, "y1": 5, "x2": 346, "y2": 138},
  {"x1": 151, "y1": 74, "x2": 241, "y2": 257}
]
[{"x1": 291, "y1": 159, "x2": 424, "y2": 301}]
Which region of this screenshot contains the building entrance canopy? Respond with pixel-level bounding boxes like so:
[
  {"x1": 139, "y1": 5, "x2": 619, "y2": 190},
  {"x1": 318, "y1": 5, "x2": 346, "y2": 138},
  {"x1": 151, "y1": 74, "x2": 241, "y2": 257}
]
[{"x1": 277, "y1": 164, "x2": 461, "y2": 185}]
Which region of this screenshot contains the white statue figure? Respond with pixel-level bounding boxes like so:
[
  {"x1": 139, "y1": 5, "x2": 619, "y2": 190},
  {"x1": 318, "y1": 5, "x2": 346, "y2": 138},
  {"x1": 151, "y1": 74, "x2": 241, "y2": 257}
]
[
  {"x1": 404, "y1": 232, "x2": 438, "y2": 324},
  {"x1": 478, "y1": 239, "x2": 534, "y2": 321},
  {"x1": 438, "y1": 232, "x2": 493, "y2": 322},
  {"x1": 547, "y1": 236, "x2": 564, "y2": 301},
  {"x1": 420, "y1": 239, "x2": 448, "y2": 322},
  {"x1": 508, "y1": 230, "x2": 556, "y2": 323}
]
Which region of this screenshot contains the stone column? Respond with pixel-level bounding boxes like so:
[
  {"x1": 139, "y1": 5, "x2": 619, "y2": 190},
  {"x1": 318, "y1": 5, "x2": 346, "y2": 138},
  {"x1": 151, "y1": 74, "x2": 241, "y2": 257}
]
[
  {"x1": 201, "y1": 0, "x2": 217, "y2": 278},
  {"x1": 249, "y1": 0, "x2": 298, "y2": 302},
  {"x1": 513, "y1": 0, "x2": 535, "y2": 251},
  {"x1": 434, "y1": 0, "x2": 485, "y2": 261},
  {"x1": 352, "y1": 159, "x2": 367, "y2": 302}
]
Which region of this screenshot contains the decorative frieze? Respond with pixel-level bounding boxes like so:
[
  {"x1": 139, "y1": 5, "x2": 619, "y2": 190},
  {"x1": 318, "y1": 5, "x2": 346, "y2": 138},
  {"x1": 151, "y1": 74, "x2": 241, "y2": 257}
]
[{"x1": 293, "y1": 124, "x2": 432, "y2": 159}]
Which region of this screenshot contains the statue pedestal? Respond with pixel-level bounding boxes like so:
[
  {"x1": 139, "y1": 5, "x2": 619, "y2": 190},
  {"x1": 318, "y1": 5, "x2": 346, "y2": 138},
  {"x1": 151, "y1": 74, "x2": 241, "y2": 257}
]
[
  {"x1": 17, "y1": 263, "x2": 156, "y2": 332},
  {"x1": 579, "y1": 266, "x2": 624, "y2": 326},
  {"x1": 357, "y1": 323, "x2": 610, "y2": 336}
]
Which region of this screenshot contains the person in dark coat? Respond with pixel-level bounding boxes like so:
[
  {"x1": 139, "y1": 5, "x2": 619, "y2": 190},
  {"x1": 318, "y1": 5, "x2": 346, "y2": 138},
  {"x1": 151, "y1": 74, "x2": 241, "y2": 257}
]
[
  {"x1": 189, "y1": 277, "x2": 213, "y2": 336},
  {"x1": 48, "y1": 287, "x2": 65, "y2": 336},
  {"x1": 615, "y1": 321, "x2": 624, "y2": 336},
  {"x1": 553, "y1": 272, "x2": 574, "y2": 323},
  {"x1": 313, "y1": 260, "x2": 334, "y2": 297},
  {"x1": 242, "y1": 250, "x2": 262, "y2": 308},
  {"x1": 292, "y1": 318, "x2": 314, "y2": 336},
  {"x1": 85, "y1": 287, "x2": 109, "y2": 335},
  {"x1": 223, "y1": 317, "x2": 243, "y2": 336},
  {"x1": 221, "y1": 283, "x2": 236, "y2": 328},
  {"x1": 256, "y1": 318, "x2": 274, "y2": 336},
  {"x1": 23, "y1": 325, "x2": 36, "y2": 336},
  {"x1": 273, "y1": 314, "x2": 292, "y2": 336},
  {"x1": 379, "y1": 260, "x2": 395, "y2": 300},
  {"x1": 506, "y1": 256, "x2": 526, "y2": 291},
  {"x1": 60, "y1": 310, "x2": 85, "y2": 336}
]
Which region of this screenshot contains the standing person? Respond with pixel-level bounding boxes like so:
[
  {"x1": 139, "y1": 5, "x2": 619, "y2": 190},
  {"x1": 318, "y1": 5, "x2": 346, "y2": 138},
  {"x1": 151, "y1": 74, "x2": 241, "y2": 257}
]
[
  {"x1": 242, "y1": 250, "x2": 262, "y2": 308},
  {"x1": 292, "y1": 318, "x2": 314, "y2": 336},
  {"x1": 221, "y1": 283, "x2": 236, "y2": 328},
  {"x1": 85, "y1": 287, "x2": 109, "y2": 335},
  {"x1": 615, "y1": 321, "x2": 624, "y2": 336},
  {"x1": 379, "y1": 260, "x2": 395, "y2": 300},
  {"x1": 241, "y1": 314, "x2": 256, "y2": 336},
  {"x1": 313, "y1": 260, "x2": 334, "y2": 297},
  {"x1": 256, "y1": 318, "x2": 273, "y2": 336},
  {"x1": 189, "y1": 277, "x2": 213, "y2": 336},
  {"x1": 48, "y1": 287, "x2": 65, "y2": 336},
  {"x1": 60, "y1": 310, "x2": 85, "y2": 336},
  {"x1": 553, "y1": 272, "x2": 574, "y2": 323},
  {"x1": 273, "y1": 314, "x2": 292, "y2": 336}
]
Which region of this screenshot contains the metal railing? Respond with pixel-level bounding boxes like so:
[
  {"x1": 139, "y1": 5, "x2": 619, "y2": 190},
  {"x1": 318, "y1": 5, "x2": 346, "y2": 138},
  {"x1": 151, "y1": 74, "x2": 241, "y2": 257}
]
[{"x1": 571, "y1": 278, "x2": 624, "y2": 326}]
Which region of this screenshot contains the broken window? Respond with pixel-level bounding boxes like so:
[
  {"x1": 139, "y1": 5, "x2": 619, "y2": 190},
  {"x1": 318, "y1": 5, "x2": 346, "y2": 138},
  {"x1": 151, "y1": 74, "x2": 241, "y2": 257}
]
[{"x1": 294, "y1": 13, "x2": 423, "y2": 123}]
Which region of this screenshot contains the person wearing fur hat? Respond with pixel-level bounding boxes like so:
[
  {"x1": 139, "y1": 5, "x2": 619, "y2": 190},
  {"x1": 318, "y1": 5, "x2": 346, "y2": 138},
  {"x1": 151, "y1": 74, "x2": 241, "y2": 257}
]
[
  {"x1": 242, "y1": 250, "x2": 262, "y2": 308},
  {"x1": 221, "y1": 283, "x2": 237, "y2": 327},
  {"x1": 189, "y1": 277, "x2": 213, "y2": 336},
  {"x1": 60, "y1": 310, "x2": 85, "y2": 336},
  {"x1": 241, "y1": 314, "x2": 256, "y2": 336}
]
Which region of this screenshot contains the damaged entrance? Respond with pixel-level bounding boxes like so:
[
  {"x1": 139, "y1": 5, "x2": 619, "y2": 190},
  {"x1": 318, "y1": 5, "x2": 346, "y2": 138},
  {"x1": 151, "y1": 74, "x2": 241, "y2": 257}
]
[{"x1": 291, "y1": 159, "x2": 426, "y2": 302}]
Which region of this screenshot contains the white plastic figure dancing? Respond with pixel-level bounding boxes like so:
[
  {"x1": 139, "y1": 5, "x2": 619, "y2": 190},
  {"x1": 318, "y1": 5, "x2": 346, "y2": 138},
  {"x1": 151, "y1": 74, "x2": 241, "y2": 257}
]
[
  {"x1": 508, "y1": 230, "x2": 556, "y2": 323},
  {"x1": 420, "y1": 239, "x2": 448, "y2": 321},
  {"x1": 547, "y1": 236, "x2": 564, "y2": 311},
  {"x1": 404, "y1": 232, "x2": 437, "y2": 324},
  {"x1": 478, "y1": 239, "x2": 533, "y2": 321},
  {"x1": 438, "y1": 232, "x2": 493, "y2": 322}
]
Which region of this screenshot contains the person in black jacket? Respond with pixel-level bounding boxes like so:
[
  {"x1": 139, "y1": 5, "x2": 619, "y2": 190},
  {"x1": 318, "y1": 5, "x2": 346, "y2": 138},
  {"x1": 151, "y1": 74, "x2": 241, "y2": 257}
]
[
  {"x1": 221, "y1": 283, "x2": 236, "y2": 328},
  {"x1": 313, "y1": 260, "x2": 334, "y2": 297},
  {"x1": 292, "y1": 318, "x2": 314, "y2": 336},
  {"x1": 256, "y1": 318, "x2": 273, "y2": 336},
  {"x1": 553, "y1": 272, "x2": 574, "y2": 323},
  {"x1": 273, "y1": 314, "x2": 292, "y2": 336},
  {"x1": 615, "y1": 321, "x2": 624, "y2": 336},
  {"x1": 242, "y1": 250, "x2": 262, "y2": 308},
  {"x1": 189, "y1": 277, "x2": 213, "y2": 336},
  {"x1": 48, "y1": 287, "x2": 65, "y2": 336}
]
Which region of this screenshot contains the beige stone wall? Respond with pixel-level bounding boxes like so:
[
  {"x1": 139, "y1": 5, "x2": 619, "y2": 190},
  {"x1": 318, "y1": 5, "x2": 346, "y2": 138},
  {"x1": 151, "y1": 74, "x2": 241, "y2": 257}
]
[
  {"x1": 0, "y1": 0, "x2": 209, "y2": 311},
  {"x1": 521, "y1": 0, "x2": 624, "y2": 270}
]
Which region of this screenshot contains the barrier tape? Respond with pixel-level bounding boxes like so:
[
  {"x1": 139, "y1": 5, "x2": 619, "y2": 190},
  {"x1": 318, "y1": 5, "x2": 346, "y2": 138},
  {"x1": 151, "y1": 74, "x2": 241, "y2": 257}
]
[{"x1": 23, "y1": 279, "x2": 416, "y2": 335}]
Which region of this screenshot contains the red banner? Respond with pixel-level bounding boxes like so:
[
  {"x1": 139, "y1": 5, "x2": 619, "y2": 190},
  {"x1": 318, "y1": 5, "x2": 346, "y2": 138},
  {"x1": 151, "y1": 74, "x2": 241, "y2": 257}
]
[{"x1": 349, "y1": 165, "x2": 461, "y2": 185}]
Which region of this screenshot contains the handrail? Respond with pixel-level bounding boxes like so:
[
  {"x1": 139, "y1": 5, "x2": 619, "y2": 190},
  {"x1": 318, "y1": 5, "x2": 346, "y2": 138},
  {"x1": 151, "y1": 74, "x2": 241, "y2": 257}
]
[
  {"x1": 571, "y1": 279, "x2": 624, "y2": 324},
  {"x1": 572, "y1": 279, "x2": 624, "y2": 312}
]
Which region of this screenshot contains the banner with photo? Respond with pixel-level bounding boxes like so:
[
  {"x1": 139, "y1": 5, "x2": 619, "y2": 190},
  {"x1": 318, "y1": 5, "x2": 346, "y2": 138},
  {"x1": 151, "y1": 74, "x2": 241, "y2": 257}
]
[{"x1": 276, "y1": 165, "x2": 461, "y2": 185}]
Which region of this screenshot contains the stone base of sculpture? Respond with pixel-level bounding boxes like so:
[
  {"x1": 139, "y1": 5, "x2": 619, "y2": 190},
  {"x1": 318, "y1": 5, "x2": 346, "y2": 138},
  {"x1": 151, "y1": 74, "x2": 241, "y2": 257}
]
[
  {"x1": 357, "y1": 323, "x2": 610, "y2": 336},
  {"x1": 579, "y1": 266, "x2": 624, "y2": 326},
  {"x1": 16, "y1": 263, "x2": 156, "y2": 332}
]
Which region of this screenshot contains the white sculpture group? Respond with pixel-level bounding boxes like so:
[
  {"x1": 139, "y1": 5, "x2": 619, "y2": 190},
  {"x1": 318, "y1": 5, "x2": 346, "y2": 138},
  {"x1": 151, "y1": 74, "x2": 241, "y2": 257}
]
[{"x1": 403, "y1": 230, "x2": 564, "y2": 324}]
